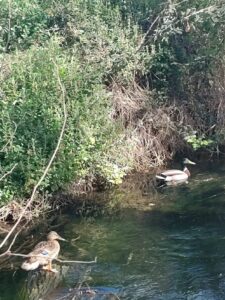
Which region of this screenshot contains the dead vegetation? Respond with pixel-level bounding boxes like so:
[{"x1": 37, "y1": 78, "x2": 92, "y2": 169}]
[
  {"x1": 213, "y1": 60, "x2": 225, "y2": 136},
  {"x1": 111, "y1": 83, "x2": 187, "y2": 170}
]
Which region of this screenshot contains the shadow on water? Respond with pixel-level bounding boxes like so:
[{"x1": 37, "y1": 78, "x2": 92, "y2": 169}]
[{"x1": 2, "y1": 159, "x2": 225, "y2": 299}]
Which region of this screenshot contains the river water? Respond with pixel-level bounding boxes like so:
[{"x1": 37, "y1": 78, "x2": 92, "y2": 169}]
[{"x1": 1, "y1": 159, "x2": 225, "y2": 299}]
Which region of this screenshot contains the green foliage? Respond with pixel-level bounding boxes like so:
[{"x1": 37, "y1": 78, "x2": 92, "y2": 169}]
[
  {"x1": 0, "y1": 39, "x2": 130, "y2": 202},
  {"x1": 184, "y1": 133, "x2": 214, "y2": 150},
  {"x1": 143, "y1": 1, "x2": 225, "y2": 96},
  {"x1": 0, "y1": 0, "x2": 49, "y2": 52},
  {"x1": 0, "y1": 0, "x2": 225, "y2": 205}
]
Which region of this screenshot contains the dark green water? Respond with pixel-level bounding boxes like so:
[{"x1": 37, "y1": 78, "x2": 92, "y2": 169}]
[{"x1": 1, "y1": 160, "x2": 225, "y2": 299}]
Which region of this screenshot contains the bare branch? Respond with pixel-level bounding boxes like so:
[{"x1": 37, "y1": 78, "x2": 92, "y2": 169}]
[
  {"x1": 0, "y1": 121, "x2": 18, "y2": 153},
  {"x1": 56, "y1": 257, "x2": 97, "y2": 264},
  {"x1": 137, "y1": 4, "x2": 218, "y2": 53},
  {"x1": 7, "y1": 230, "x2": 20, "y2": 251},
  {"x1": 0, "y1": 163, "x2": 17, "y2": 182},
  {"x1": 185, "y1": 5, "x2": 217, "y2": 19},
  {"x1": 0, "y1": 229, "x2": 21, "y2": 257},
  {"x1": 136, "y1": 15, "x2": 160, "y2": 52},
  {"x1": 6, "y1": 251, "x2": 97, "y2": 264},
  {"x1": 5, "y1": 0, "x2": 12, "y2": 52}
]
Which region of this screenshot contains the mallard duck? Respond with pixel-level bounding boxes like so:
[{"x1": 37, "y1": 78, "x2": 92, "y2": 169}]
[
  {"x1": 156, "y1": 158, "x2": 196, "y2": 183},
  {"x1": 21, "y1": 231, "x2": 66, "y2": 273}
]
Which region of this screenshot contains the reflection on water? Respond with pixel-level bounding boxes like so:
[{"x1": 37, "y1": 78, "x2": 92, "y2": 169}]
[{"x1": 1, "y1": 159, "x2": 225, "y2": 299}]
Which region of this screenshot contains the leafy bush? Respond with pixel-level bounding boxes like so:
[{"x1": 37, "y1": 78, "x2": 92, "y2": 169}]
[
  {"x1": 0, "y1": 39, "x2": 130, "y2": 202},
  {"x1": 184, "y1": 133, "x2": 214, "y2": 150}
]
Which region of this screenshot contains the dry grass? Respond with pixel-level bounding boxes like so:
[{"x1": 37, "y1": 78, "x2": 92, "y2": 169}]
[
  {"x1": 111, "y1": 53, "x2": 225, "y2": 167},
  {"x1": 0, "y1": 195, "x2": 52, "y2": 224},
  {"x1": 213, "y1": 60, "x2": 225, "y2": 135},
  {"x1": 111, "y1": 83, "x2": 187, "y2": 170}
]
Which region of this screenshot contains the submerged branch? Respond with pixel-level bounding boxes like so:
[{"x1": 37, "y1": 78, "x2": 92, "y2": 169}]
[{"x1": 56, "y1": 257, "x2": 97, "y2": 264}]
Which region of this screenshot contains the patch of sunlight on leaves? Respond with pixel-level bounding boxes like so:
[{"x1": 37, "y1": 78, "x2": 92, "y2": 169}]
[{"x1": 184, "y1": 133, "x2": 214, "y2": 150}]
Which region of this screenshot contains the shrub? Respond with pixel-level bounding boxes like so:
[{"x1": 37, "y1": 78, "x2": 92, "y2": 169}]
[{"x1": 0, "y1": 39, "x2": 130, "y2": 203}]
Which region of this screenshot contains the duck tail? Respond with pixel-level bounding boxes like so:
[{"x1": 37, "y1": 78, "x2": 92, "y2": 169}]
[
  {"x1": 155, "y1": 175, "x2": 166, "y2": 180},
  {"x1": 21, "y1": 260, "x2": 40, "y2": 271}
]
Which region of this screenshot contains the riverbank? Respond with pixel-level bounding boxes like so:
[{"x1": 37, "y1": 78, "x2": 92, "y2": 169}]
[
  {"x1": 0, "y1": 1, "x2": 224, "y2": 222},
  {"x1": 0, "y1": 154, "x2": 223, "y2": 224}
]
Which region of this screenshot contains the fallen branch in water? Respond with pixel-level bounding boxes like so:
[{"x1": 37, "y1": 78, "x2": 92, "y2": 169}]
[
  {"x1": 5, "y1": 251, "x2": 97, "y2": 264},
  {"x1": 56, "y1": 257, "x2": 97, "y2": 264}
]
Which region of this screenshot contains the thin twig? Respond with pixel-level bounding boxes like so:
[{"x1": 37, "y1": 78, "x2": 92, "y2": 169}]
[
  {"x1": 6, "y1": 252, "x2": 97, "y2": 264},
  {"x1": 0, "y1": 121, "x2": 18, "y2": 153},
  {"x1": 5, "y1": 0, "x2": 12, "y2": 52},
  {"x1": 174, "y1": 0, "x2": 188, "y2": 6},
  {"x1": 7, "y1": 230, "x2": 20, "y2": 252},
  {"x1": 111, "y1": 294, "x2": 121, "y2": 300},
  {"x1": 0, "y1": 163, "x2": 17, "y2": 182},
  {"x1": 136, "y1": 15, "x2": 160, "y2": 52},
  {"x1": 56, "y1": 257, "x2": 97, "y2": 264},
  {"x1": 71, "y1": 235, "x2": 80, "y2": 243},
  {"x1": 0, "y1": 62, "x2": 67, "y2": 250},
  {"x1": 137, "y1": 4, "x2": 217, "y2": 53},
  {"x1": 185, "y1": 5, "x2": 217, "y2": 19},
  {"x1": 0, "y1": 230, "x2": 21, "y2": 257}
]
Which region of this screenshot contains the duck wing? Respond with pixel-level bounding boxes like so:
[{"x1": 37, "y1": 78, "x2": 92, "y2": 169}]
[
  {"x1": 160, "y1": 169, "x2": 185, "y2": 176},
  {"x1": 29, "y1": 241, "x2": 50, "y2": 256},
  {"x1": 30, "y1": 241, "x2": 59, "y2": 257},
  {"x1": 21, "y1": 241, "x2": 51, "y2": 270}
]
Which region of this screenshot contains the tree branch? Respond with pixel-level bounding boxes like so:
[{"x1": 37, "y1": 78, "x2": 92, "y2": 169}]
[
  {"x1": 0, "y1": 230, "x2": 21, "y2": 257},
  {"x1": 0, "y1": 163, "x2": 17, "y2": 182},
  {"x1": 5, "y1": 251, "x2": 97, "y2": 264},
  {"x1": 5, "y1": 0, "x2": 12, "y2": 52},
  {"x1": 136, "y1": 15, "x2": 160, "y2": 52},
  {"x1": 185, "y1": 5, "x2": 217, "y2": 19}
]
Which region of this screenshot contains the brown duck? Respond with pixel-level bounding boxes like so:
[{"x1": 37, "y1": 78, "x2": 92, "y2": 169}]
[{"x1": 21, "y1": 231, "x2": 66, "y2": 273}]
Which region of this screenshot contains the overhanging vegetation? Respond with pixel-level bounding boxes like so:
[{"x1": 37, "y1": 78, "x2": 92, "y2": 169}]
[{"x1": 0, "y1": 0, "x2": 224, "y2": 206}]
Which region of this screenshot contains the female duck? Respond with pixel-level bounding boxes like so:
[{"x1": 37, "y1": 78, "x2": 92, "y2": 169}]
[
  {"x1": 21, "y1": 231, "x2": 65, "y2": 273},
  {"x1": 156, "y1": 158, "x2": 196, "y2": 183}
]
